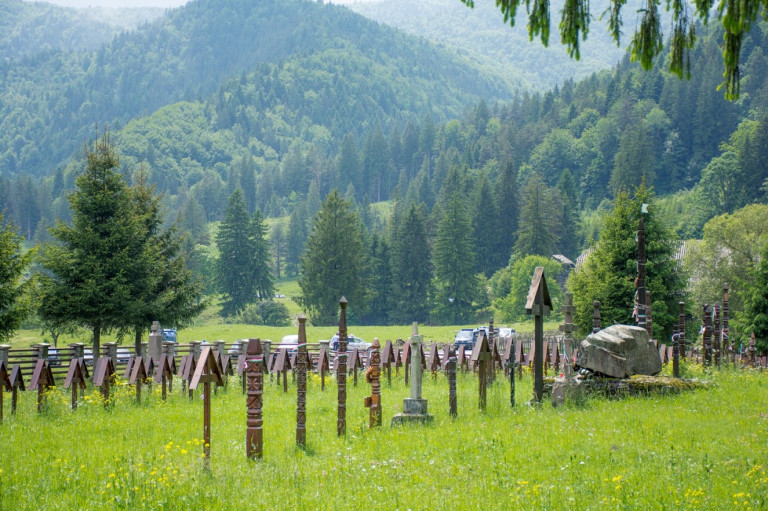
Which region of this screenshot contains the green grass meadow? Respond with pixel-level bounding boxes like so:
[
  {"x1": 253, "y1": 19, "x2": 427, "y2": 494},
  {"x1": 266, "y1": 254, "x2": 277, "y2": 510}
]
[{"x1": 1, "y1": 363, "x2": 766, "y2": 510}]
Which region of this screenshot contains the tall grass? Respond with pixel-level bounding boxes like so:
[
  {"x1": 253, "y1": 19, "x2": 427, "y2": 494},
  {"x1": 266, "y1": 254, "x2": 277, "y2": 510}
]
[{"x1": 1, "y1": 365, "x2": 766, "y2": 509}]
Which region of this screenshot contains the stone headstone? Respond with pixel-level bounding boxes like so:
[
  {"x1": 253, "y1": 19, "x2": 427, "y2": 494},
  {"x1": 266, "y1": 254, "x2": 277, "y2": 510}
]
[
  {"x1": 392, "y1": 324, "x2": 433, "y2": 425},
  {"x1": 575, "y1": 324, "x2": 662, "y2": 378}
]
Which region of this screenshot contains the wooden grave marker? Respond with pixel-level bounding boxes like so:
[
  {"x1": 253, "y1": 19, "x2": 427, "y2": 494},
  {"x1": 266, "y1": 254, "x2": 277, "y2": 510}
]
[
  {"x1": 447, "y1": 346, "x2": 457, "y2": 417},
  {"x1": 349, "y1": 348, "x2": 363, "y2": 387},
  {"x1": 427, "y1": 344, "x2": 441, "y2": 376},
  {"x1": 337, "y1": 297, "x2": 348, "y2": 437},
  {"x1": 273, "y1": 348, "x2": 290, "y2": 393},
  {"x1": 9, "y1": 364, "x2": 24, "y2": 414},
  {"x1": 381, "y1": 339, "x2": 395, "y2": 387},
  {"x1": 154, "y1": 354, "x2": 175, "y2": 401},
  {"x1": 317, "y1": 348, "x2": 329, "y2": 391},
  {"x1": 92, "y1": 357, "x2": 115, "y2": 406},
  {"x1": 246, "y1": 338, "x2": 264, "y2": 460},
  {"x1": 296, "y1": 315, "x2": 308, "y2": 447},
  {"x1": 129, "y1": 356, "x2": 152, "y2": 404},
  {"x1": 525, "y1": 266, "x2": 552, "y2": 403},
  {"x1": 63, "y1": 358, "x2": 86, "y2": 411},
  {"x1": 0, "y1": 361, "x2": 10, "y2": 421},
  {"x1": 181, "y1": 354, "x2": 197, "y2": 400},
  {"x1": 189, "y1": 346, "x2": 223, "y2": 470},
  {"x1": 364, "y1": 339, "x2": 382, "y2": 428},
  {"x1": 470, "y1": 330, "x2": 492, "y2": 411},
  {"x1": 30, "y1": 358, "x2": 55, "y2": 413}
]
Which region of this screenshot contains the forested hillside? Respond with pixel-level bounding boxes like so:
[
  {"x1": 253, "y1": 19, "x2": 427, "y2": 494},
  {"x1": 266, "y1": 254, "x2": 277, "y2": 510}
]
[
  {"x1": 347, "y1": 0, "x2": 626, "y2": 89},
  {"x1": 0, "y1": 0, "x2": 163, "y2": 58},
  {"x1": 0, "y1": 0, "x2": 518, "y2": 183},
  {"x1": 0, "y1": 0, "x2": 766, "y2": 331}
]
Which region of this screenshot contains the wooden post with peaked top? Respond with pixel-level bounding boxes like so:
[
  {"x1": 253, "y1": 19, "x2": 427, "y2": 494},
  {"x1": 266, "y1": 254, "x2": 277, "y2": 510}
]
[
  {"x1": 246, "y1": 338, "x2": 264, "y2": 460},
  {"x1": 365, "y1": 339, "x2": 382, "y2": 428},
  {"x1": 337, "y1": 297, "x2": 348, "y2": 437},
  {"x1": 64, "y1": 359, "x2": 86, "y2": 411},
  {"x1": 189, "y1": 347, "x2": 223, "y2": 470},
  {"x1": 702, "y1": 304, "x2": 713, "y2": 366},
  {"x1": 471, "y1": 331, "x2": 491, "y2": 411},
  {"x1": 678, "y1": 302, "x2": 686, "y2": 360},
  {"x1": 646, "y1": 290, "x2": 653, "y2": 342},
  {"x1": 447, "y1": 346, "x2": 457, "y2": 417},
  {"x1": 526, "y1": 267, "x2": 552, "y2": 404},
  {"x1": 713, "y1": 302, "x2": 722, "y2": 367},
  {"x1": 296, "y1": 315, "x2": 308, "y2": 447},
  {"x1": 592, "y1": 301, "x2": 601, "y2": 334},
  {"x1": 0, "y1": 361, "x2": 10, "y2": 422},
  {"x1": 30, "y1": 358, "x2": 54, "y2": 414},
  {"x1": 722, "y1": 284, "x2": 730, "y2": 360},
  {"x1": 382, "y1": 340, "x2": 395, "y2": 386}
]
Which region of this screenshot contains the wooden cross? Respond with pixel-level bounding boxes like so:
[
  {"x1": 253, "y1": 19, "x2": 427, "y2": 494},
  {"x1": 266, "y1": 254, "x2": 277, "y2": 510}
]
[
  {"x1": 525, "y1": 266, "x2": 552, "y2": 403},
  {"x1": 190, "y1": 346, "x2": 223, "y2": 470}
]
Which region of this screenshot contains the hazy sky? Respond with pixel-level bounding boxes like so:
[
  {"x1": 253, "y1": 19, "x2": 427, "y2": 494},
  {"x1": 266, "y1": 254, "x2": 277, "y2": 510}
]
[{"x1": 29, "y1": 0, "x2": 190, "y2": 7}]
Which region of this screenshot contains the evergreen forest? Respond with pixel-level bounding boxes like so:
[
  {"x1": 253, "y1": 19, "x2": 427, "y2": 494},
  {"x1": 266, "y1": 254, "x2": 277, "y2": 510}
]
[{"x1": 1, "y1": 0, "x2": 767, "y2": 346}]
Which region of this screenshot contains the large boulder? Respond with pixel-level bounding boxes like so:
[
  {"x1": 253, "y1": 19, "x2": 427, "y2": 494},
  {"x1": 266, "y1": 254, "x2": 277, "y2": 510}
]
[{"x1": 575, "y1": 325, "x2": 662, "y2": 378}]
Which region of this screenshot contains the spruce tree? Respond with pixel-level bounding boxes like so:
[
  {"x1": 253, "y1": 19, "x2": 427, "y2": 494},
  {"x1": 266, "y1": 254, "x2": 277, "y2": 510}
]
[
  {"x1": 0, "y1": 214, "x2": 33, "y2": 341},
  {"x1": 472, "y1": 172, "x2": 500, "y2": 276},
  {"x1": 216, "y1": 189, "x2": 273, "y2": 316},
  {"x1": 432, "y1": 192, "x2": 479, "y2": 324},
  {"x1": 514, "y1": 173, "x2": 558, "y2": 258},
  {"x1": 368, "y1": 234, "x2": 393, "y2": 325},
  {"x1": 39, "y1": 133, "x2": 146, "y2": 356},
  {"x1": 298, "y1": 190, "x2": 370, "y2": 325},
  {"x1": 494, "y1": 160, "x2": 519, "y2": 268},
  {"x1": 555, "y1": 168, "x2": 580, "y2": 260},
  {"x1": 567, "y1": 184, "x2": 686, "y2": 337},
  {"x1": 391, "y1": 203, "x2": 432, "y2": 324},
  {"x1": 285, "y1": 204, "x2": 307, "y2": 277}
]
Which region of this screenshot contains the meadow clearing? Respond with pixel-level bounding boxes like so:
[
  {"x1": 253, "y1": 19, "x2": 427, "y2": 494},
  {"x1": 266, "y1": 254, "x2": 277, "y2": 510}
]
[{"x1": 0, "y1": 361, "x2": 765, "y2": 510}]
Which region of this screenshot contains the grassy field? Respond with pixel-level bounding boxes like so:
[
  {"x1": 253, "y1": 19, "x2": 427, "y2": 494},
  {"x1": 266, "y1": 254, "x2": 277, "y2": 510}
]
[{"x1": 0, "y1": 364, "x2": 766, "y2": 509}]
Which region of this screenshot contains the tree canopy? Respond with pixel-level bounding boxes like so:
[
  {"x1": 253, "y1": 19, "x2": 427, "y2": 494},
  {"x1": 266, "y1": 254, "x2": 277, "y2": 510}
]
[{"x1": 462, "y1": 0, "x2": 765, "y2": 98}]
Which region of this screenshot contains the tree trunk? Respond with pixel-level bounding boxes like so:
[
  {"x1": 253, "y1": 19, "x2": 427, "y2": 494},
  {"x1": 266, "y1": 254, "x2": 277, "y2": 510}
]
[
  {"x1": 134, "y1": 329, "x2": 143, "y2": 355},
  {"x1": 92, "y1": 326, "x2": 101, "y2": 359}
]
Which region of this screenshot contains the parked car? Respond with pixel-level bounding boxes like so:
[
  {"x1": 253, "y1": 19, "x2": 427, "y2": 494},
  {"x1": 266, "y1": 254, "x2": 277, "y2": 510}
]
[
  {"x1": 453, "y1": 329, "x2": 477, "y2": 354},
  {"x1": 161, "y1": 329, "x2": 177, "y2": 343},
  {"x1": 83, "y1": 348, "x2": 94, "y2": 366},
  {"x1": 330, "y1": 334, "x2": 370, "y2": 352},
  {"x1": 48, "y1": 348, "x2": 61, "y2": 367},
  {"x1": 116, "y1": 348, "x2": 131, "y2": 364}
]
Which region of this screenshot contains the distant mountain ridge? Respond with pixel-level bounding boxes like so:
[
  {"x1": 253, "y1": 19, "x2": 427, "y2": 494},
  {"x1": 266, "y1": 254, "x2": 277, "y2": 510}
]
[{"x1": 0, "y1": 0, "x2": 520, "y2": 178}]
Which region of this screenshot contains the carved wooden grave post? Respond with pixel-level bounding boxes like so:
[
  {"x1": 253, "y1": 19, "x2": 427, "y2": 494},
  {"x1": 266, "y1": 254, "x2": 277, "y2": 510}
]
[
  {"x1": 713, "y1": 302, "x2": 721, "y2": 367},
  {"x1": 502, "y1": 339, "x2": 516, "y2": 407},
  {"x1": 296, "y1": 315, "x2": 308, "y2": 448},
  {"x1": 636, "y1": 214, "x2": 648, "y2": 334},
  {"x1": 190, "y1": 346, "x2": 223, "y2": 470},
  {"x1": 337, "y1": 297, "x2": 348, "y2": 437},
  {"x1": 646, "y1": 290, "x2": 653, "y2": 342},
  {"x1": 447, "y1": 346, "x2": 457, "y2": 417},
  {"x1": 748, "y1": 333, "x2": 757, "y2": 367},
  {"x1": 722, "y1": 284, "x2": 730, "y2": 361},
  {"x1": 64, "y1": 358, "x2": 86, "y2": 411},
  {"x1": 246, "y1": 338, "x2": 264, "y2": 460},
  {"x1": 592, "y1": 301, "x2": 601, "y2": 333},
  {"x1": 364, "y1": 339, "x2": 382, "y2": 428},
  {"x1": 526, "y1": 267, "x2": 552, "y2": 404},
  {"x1": 702, "y1": 304, "x2": 712, "y2": 366},
  {"x1": 678, "y1": 302, "x2": 686, "y2": 360},
  {"x1": 471, "y1": 331, "x2": 491, "y2": 411}
]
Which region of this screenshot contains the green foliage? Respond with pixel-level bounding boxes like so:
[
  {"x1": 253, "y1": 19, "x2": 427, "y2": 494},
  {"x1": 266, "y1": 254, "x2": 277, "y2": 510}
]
[
  {"x1": 495, "y1": 255, "x2": 565, "y2": 323},
  {"x1": 390, "y1": 203, "x2": 432, "y2": 324},
  {"x1": 738, "y1": 241, "x2": 768, "y2": 352},
  {"x1": 38, "y1": 133, "x2": 147, "y2": 352},
  {"x1": 432, "y1": 192, "x2": 480, "y2": 324},
  {"x1": 234, "y1": 300, "x2": 291, "y2": 327},
  {"x1": 514, "y1": 173, "x2": 558, "y2": 258},
  {"x1": 0, "y1": 215, "x2": 33, "y2": 341},
  {"x1": 686, "y1": 204, "x2": 768, "y2": 329},
  {"x1": 215, "y1": 189, "x2": 274, "y2": 316},
  {"x1": 298, "y1": 190, "x2": 370, "y2": 325},
  {"x1": 568, "y1": 184, "x2": 686, "y2": 337}
]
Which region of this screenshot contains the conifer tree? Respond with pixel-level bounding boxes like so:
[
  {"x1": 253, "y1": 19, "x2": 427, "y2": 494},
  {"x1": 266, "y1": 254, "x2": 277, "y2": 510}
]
[
  {"x1": 514, "y1": 173, "x2": 558, "y2": 258},
  {"x1": 738, "y1": 241, "x2": 768, "y2": 353},
  {"x1": 391, "y1": 203, "x2": 432, "y2": 324},
  {"x1": 368, "y1": 234, "x2": 393, "y2": 325},
  {"x1": 0, "y1": 214, "x2": 33, "y2": 341},
  {"x1": 39, "y1": 133, "x2": 147, "y2": 356},
  {"x1": 298, "y1": 190, "x2": 370, "y2": 325},
  {"x1": 494, "y1": 159, "x2": 519, "y2": 268},
  {"x1": 432, "y1": 192, "x2": 479, "y2": 324},
  {"x1": 216, "y1": 189, "x2": 274, "y2": 316},
  {"x1": 567, "y1": 184, "x2": 685, "y2": 337},
  {"x1": 472, "y1": 172, "x2": 500, "y2": 276}
]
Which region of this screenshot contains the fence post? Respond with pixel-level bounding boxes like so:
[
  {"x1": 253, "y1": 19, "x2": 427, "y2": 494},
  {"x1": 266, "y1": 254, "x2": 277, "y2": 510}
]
[{"x1": 0, "y1": 345, "x2": 9, "y2": 365}]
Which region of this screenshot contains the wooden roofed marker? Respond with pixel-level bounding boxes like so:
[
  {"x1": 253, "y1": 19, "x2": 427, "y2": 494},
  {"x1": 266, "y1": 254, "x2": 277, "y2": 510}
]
[
  {"x1": 190, "y1": 346, "x2": 223, "y2": 470},
  {"x1": 0, "y1": 361, "x2": 11, "y2": 422},
  {"x1": 30, "y1": 358, "x2": 55, "y2": 413},
  {"x1": 317, "y1": 347, "x2": 329, "y2": 391},
  {"x1": 470, "y1": 330, "x2": 491, "y2": 411},
  {"x1": 525, "y1": 266, "x2": 552, "y2": 404},
  {"x1": 9, "y1": 364, "x2": 24, "y2": 414},
  {"x1": 92, "y1": 357, "x2": 115, "y2": 406},
  {"x1": 64, "y1": 358, "x2": 86, "y2": 411},
  {"x1": 129, "y1": 356, "x2": 152, "y2": 404},
  {"x1": 155, "y1": 354, "x2": 175, "y2": 401},
  {"x1": 381, "y1": 340, "x2": 395, "y2": 386}
]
